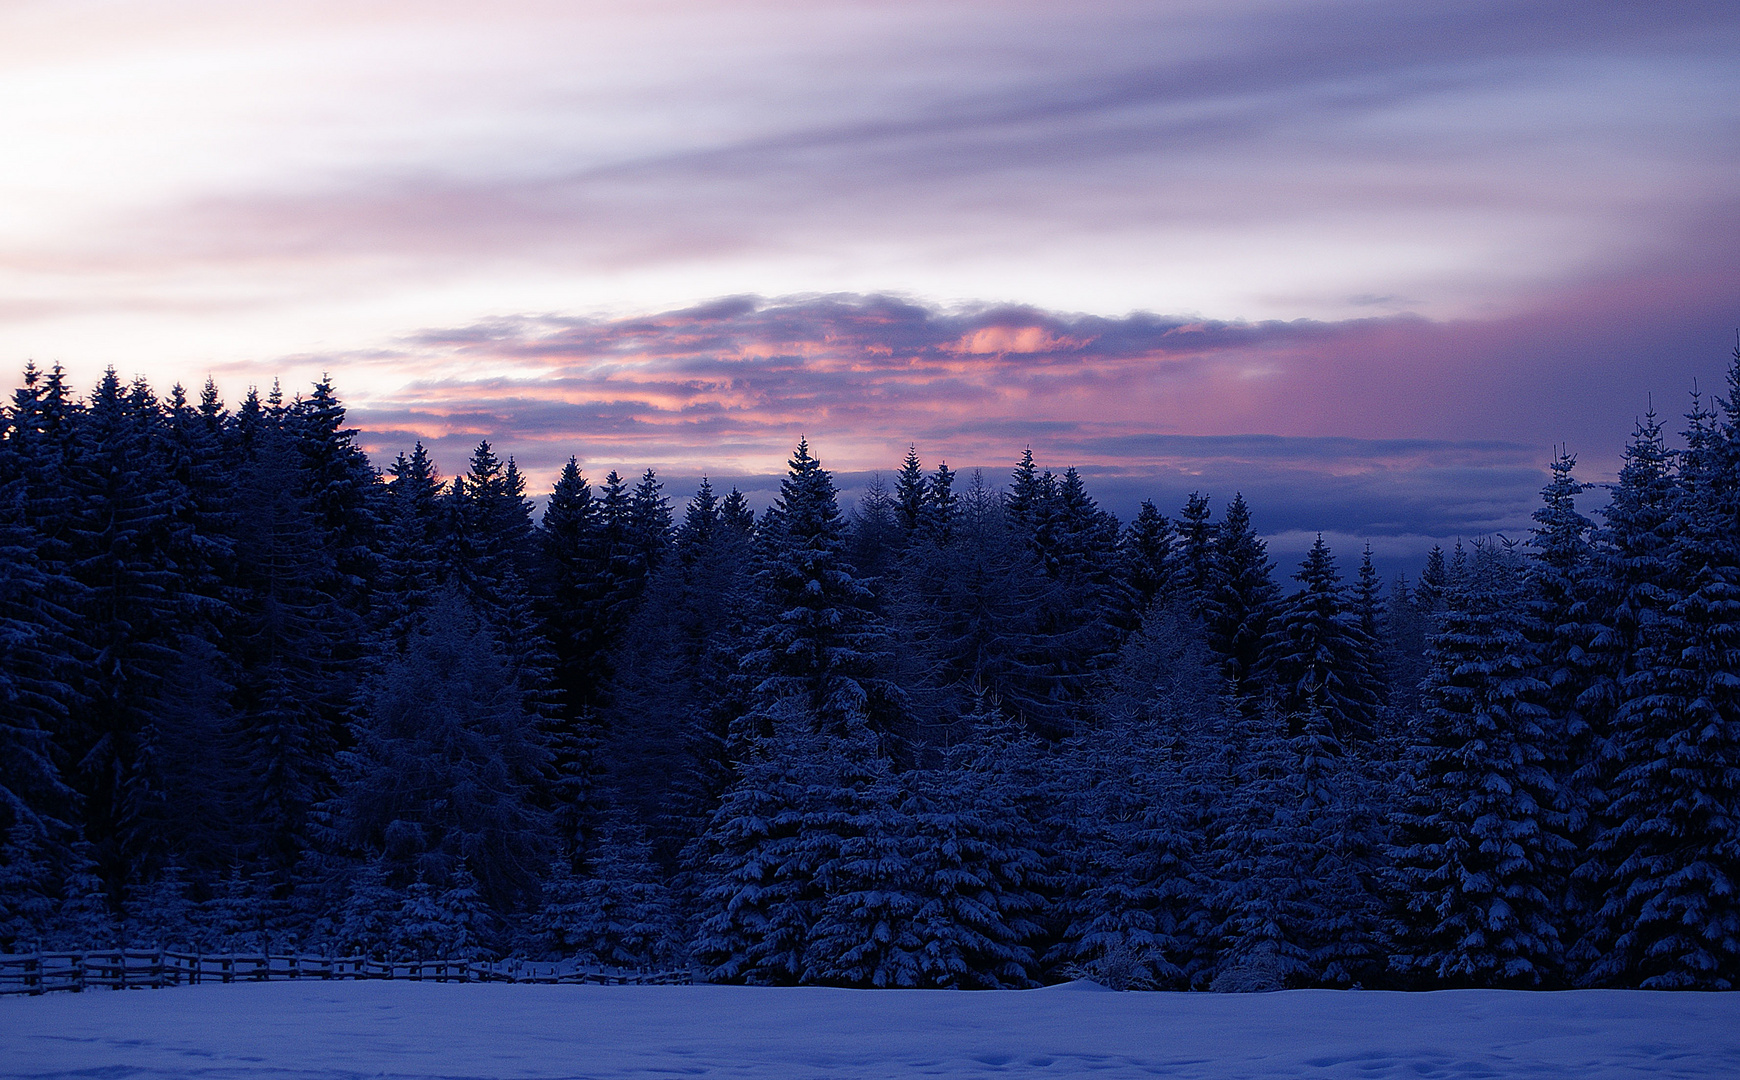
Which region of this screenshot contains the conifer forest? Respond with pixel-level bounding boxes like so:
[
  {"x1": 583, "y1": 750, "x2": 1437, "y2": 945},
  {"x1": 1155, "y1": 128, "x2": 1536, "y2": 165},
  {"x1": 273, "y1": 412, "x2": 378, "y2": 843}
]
[{"x1": 2, "y1": 351, "x2": 1738, "y2": 993}]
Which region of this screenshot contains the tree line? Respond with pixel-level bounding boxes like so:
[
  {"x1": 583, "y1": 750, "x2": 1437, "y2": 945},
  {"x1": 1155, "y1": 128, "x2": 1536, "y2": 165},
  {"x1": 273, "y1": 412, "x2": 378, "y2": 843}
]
[{"x1": 0, "y1": 351, "x2": 1737, "y2": 990}]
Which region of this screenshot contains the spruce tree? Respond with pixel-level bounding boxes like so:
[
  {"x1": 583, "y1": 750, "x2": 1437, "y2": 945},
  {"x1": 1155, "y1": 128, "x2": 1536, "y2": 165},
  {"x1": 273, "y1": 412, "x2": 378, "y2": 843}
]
[
  {"x1": 1203, "y1": 494, "x2": 1279, "y2": 697},
  {"x1": 1388, "y1": 549, "x2": 1570, "y2": 987},
  {"x1": 1170, "y1": 492, "x2": 1217, "y2": 618},
  {"x1": 894, "y1": 446, "x2": 927, "y2": 537},
  {"x1": 738, "y1": 439, "x2": 905, "y2": 743},
  {"x1": 537, "y1": 815, "x2": 679, "y2": 968},
  {"x1": 1121, "y1": 500, "x2": 1174, "y2": 612},
  {"x1": 1586, "y1": 383, "x2": 1740, "y2": 989},
  {"x1": 1257, "y1": 537, "x2": 1384, "y2": 741},
  {"x1": 326, "y1": 590, "x2": 552, "y2": 913}
]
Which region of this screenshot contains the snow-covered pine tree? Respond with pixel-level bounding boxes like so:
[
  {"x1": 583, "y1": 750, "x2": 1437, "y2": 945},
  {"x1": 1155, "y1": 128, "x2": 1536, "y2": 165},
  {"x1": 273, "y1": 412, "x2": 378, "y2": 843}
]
[
  {"x1": 737, "y1": 439, "x2": 906, "y2": 744},
  {"x1": 690, "y1": 703, "x2": 830, "y2": 985},
  {"x1": 1522, "y1": 450, "x2": 1599, "y2": 948},
  {"x1": 201, "y1": 867, "x2": 272, "y2": 953},
  {"x1": 48, "y1": 843, "x2": 118, "y2": 949},
  {"x1": 376, "y1": 442, "x2": 446, "y2": 644},
  {"x1": 1387, "y1": 545, "x2": 1571, "y2": 987},
  {"x1": 895, "y1": 742, "x2": 1047, "y2": 988},
  {"x1": 1169, "y1": 492, "x2": 1217, "y2": 619},
  {"x1": 1120, "y1": 499, "x2": 1174, "y2": 613},
  {"x1": 796, "y1": 733, "x2": 917, "y2": 987},
  {"x1": 332, "y1": 857, "x2": 402, "y2": 959},
  {"x1": 325, "y1": 589, "x2": 552, "y2": 915},
  {"x1": 125, "y1": 864, "x2": 197, "y2": 948},
  {"x1": 0, "y1": 824, "x2": 56, "y2": 951},
  {"x1": 1, "y1": 364, "x2": 81, "y2": 868},
  {"x1": 537, "y1": 816, "x2": 680, "y2": 968},
  {"x1": 1256, "y1": 536, "x2": 1384, "y2": 742},
  {"x1": 1203, "y1": 494, "x2": 1279, "y2": 699},
  {"x1": 1585, "y1": 379, "x2": 1740, "y2": 989},
  {"x1": 1052, "y1": 700, "x2": 1205, "y2": 990},
  {"x1": 1292, "y1": 708, "x2": 1391, "y2": 987},
  {"x1": 1527, "y1": 450, "x2": 1596, "y2": 752},
  {"x1": 389, "y1": 872, "x2": 478, "y2": 961},
  {"x1": 894, "y1": 446, "x2": 928, "y2": 538}
]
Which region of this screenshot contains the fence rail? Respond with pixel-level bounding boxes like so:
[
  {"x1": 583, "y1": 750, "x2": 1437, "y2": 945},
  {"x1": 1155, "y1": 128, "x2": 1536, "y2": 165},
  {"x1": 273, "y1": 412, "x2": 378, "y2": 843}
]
[{"x1": 0, "y1": 951, "x2": 690, "y2": 995}]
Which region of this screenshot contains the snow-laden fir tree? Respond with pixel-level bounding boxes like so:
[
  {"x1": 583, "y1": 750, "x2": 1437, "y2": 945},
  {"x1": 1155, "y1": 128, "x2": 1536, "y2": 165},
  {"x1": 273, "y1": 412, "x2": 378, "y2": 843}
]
[
  {"x1": 1120, "y1": 499, "x2": 1174, "y2": 612},
  {"x1": 1257, "y1": 536, "x2": 1385, "y2": 742},
  {"x1": 1203, "y1": 493, "x2": 1279, "y2": 699},
  {"x1": 1387, "y1": 544, "x2": 1571, "y2": 987},
  {"x1": 736, "y1": 438, "x2": 906, "y2": 745},
  {"x1": 1584, "y1": 381, "x2": 1740, "y2": 989},
  {"x1": 324, "y1": 589, "x2": 552, "y2": 915},
  {"x1": 535, "y1": 814, "x2": 680, "y2": 968},
  {"x1": 690, "y1": 703, "x2": 851, "y2": 985}
]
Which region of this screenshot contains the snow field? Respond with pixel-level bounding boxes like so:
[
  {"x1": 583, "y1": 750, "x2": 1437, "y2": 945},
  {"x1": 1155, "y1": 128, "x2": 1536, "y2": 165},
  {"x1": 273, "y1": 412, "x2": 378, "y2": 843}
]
[{"x1": 3, "y1": 980, "x2": 1738, "y2": 1079}]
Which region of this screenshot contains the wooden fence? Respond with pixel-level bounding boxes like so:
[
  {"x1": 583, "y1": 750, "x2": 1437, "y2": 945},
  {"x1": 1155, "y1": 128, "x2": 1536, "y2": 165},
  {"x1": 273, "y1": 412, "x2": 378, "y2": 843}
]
[{"x1": 0, "y1": 951, "x2": 691, "y2": 995}]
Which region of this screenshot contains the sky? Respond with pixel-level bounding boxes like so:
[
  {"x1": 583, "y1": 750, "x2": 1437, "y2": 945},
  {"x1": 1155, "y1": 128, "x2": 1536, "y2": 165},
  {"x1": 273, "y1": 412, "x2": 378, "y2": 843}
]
[{"x1": 3, "y1": 0, "x2": 1736, "y2": 567}]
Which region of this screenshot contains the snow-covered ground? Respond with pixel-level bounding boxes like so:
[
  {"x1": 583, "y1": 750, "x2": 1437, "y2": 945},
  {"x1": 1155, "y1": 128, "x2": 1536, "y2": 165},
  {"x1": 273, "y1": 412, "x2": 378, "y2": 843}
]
[{"x1": 3, "y1": 980, "x2": 1737, "y2": 1079}]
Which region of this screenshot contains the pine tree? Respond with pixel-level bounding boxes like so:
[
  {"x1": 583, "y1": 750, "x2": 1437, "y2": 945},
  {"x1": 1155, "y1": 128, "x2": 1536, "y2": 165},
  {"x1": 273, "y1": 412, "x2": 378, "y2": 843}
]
[
  {"x1": 228, "y1": 418, "x2": 350, "y2": 875},
  {"x1": 1053, "y1": 699, "x2": 1207, "y2": 990},
  {"x1": 676, "y1": 476, "x2": 720, "y2": 559},
  {"x1": 797, "y1": 738, "x2": 915, "y2": 987},
  {"x1": 376, "y1": 443, "x2": 446, "y2": 643},
  {"x1": 326, "y1": 590, "x2": 552, "y2": 914},
  {"x1": 64, "y1": 370, "x2": 187, "y2": 897},
  {"x1": 1388, "y1": 549, "x2": 1570, "y2": 987},
  {"x1": 629, "y1": 469, "x2": 672, "y2": 580},
  {"x1": 1203, "y1": 494, "x2": 1279, "y2": 697},
  {"x1": 690, "y1": 706, "x2": 831, "y2": 985},
  {"x1": 1570, "y1": 409, "x2": 1682, "y2": 980},
  {"x1": 1121, "y1": 500, "x2": 1174, "y2": 612},
  {"x1": 2, "y1": 364, "x2": 83, "y2": 853},
  {"x1": 333, "y1": 857, "x2": 402, "y2": 959},
  {"x1": 602, "y1": 481, "x2": 757, "y2": 869},
  {"x1": 920, "y1": 461, "x2": 958, "y2": 546},
  {"x1": 894, "y1": 446, "x2": 927, "y2": 537},
  {"x1": 1170, "y1": 492, "x2": 1217, "y2": 618},
  {"x1": 126, "y1": 864, "x2": 197, "y2": 948},
  {"x1": 288, "y1": 375, "x2": 379, "y2": 599},
  {"x1": 720, "y1": 487, "x2": 756, "y2": 537},
  {"x1": 537, "y1": 817, "x2": 680, "y2": 968},
  {"x1": 48, "y1": 844, "x2": 119, "y2": 949},
  {"x1": 889, "y1": 470, "x2": 1080, "y2": 734},
  {"x1": 1004, "y1": 448, "x2": 1046, "y2": 535},
  {"x1": 847, "y1": 475, "x2": 900, "y2": 581},
  {"x1": 540, "y1": 457, "x2": 609, "y2": 712},
  {"x1": 201, "y1": 867, "x2": 271, "y2": 952},
  {"x1": 1586, "y1": 381, "x2": 1740, "y2": 989},
  {"x1": 1257, "y1": 537, "x2": 1384, "y2": 741},
  {"x1": 738, "y1": 439, "x2": 906, "y2": 744},
  {"x1": 0, "y1": 824, "x2": 56, "y2": 951}
]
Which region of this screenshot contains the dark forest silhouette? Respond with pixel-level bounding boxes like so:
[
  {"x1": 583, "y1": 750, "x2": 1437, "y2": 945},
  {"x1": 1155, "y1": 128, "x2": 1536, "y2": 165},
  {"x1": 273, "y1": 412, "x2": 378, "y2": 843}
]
[{"x1": 2, "y1": 350, "x2": 1738, "y2": 991}]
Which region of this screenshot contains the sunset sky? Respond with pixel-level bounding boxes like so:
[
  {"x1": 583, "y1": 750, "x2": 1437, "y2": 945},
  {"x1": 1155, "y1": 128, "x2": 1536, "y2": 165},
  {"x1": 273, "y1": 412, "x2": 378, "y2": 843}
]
[{"x1": 3, "y1": 0, "x2": 1736, "y2": 565}]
